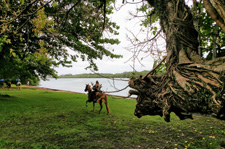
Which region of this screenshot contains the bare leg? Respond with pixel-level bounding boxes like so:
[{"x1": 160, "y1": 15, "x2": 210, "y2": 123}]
[{"x1": 97, "y1": 98, "x2": 101, "y2": 103}]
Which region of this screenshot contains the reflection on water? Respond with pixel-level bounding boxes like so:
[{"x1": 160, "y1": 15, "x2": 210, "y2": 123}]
[{"x1": 39, "y1": 78, "x2": 136, "y2": 97}]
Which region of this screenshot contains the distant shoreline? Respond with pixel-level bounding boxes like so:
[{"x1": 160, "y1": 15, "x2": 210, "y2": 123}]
[{"x1": 58, "y1": 70, "x2": 149, "y2": 79}]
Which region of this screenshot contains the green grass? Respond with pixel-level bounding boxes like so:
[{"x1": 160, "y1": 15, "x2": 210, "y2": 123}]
[{"x1": 0, "y1": 87, "x2": 225, "y2": 149}]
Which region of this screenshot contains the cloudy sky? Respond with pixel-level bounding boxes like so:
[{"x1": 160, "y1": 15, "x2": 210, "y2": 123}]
[{"x1": 55, "y1": 2, "x2": 157, "y2": 75}]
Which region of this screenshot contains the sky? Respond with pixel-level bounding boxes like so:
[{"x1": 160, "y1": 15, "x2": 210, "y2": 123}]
[{"x1": 55, "y1": 2, "x2": 157, "y2": 75}]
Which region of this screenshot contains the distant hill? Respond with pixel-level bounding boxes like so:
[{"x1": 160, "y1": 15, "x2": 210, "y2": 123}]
[{"x1": 59, "y1": 70, "x2": 149, "y2": 78}]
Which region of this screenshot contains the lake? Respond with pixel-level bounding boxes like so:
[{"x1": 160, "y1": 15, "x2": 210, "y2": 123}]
[{"x1": 39, "y1": 78, "x2": 136, "y2": 97}]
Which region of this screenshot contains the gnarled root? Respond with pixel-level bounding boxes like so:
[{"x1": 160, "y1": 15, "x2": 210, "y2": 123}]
[{"x1": 129, "y1": 64, "x2": 225, "y2": 122}]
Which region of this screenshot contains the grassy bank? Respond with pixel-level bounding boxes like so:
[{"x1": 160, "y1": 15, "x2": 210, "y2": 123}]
[{"x1": 0, "y1": 87, "x2": 225, "y2": 148}]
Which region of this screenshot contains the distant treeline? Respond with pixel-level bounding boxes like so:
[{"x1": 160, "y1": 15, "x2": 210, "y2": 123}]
[{"x1": 59, "y1": 71, "x2": 149, "y2": 78}]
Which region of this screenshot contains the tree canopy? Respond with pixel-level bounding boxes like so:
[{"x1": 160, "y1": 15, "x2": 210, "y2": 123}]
[{"x1": 0, "y1": 0, "x2": 121, "y2": 82}]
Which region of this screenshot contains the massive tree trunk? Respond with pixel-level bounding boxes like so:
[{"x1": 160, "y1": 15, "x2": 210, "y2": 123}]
[{"x1": 129, "y1": 0, "x2": 225, "y2": 122}]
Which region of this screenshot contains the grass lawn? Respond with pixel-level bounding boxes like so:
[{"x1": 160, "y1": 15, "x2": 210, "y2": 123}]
[{"x1": 0, "y1": 87, "x2": 225, "y2": 148}]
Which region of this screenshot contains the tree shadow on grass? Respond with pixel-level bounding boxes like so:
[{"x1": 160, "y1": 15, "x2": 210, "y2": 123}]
[{"x1": 0, "y1": 94, "x2": 11, "y2": 98}]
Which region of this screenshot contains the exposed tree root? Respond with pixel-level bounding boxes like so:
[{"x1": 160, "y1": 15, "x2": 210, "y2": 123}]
[{"x1": 129, "y1": 60, "x2": 225, "y2": 122}]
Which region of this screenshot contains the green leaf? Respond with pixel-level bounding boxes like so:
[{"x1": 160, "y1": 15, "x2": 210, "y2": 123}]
[
  {"x1": 6, "y1": 39, "x2": 11, "y2": 44},
  {"x1": 153, "y1": 31, "x2": 156, "y2": 35},
  {"x1": 20, "y1": 0, "x2": 24, "y2": 4},
  {"x1": 153, "y1": 60, "x2": 158, "y2": 68},
  {"x1": 39, "y1": 40, "x2": 45, "y2": 47},
  {"x1": 10, "y1": 49, "x2": 16, "y2": 57},
  {"x1": 52, "y1": 1, "x2": 57, "y2": 8},
  {"x1": 12, "y1": 52, "x2": 16, "y2": 57}
]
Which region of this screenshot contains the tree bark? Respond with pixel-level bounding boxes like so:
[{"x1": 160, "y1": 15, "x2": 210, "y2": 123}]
[{"x1": 129, "y1": 0, "x2": 225, "y2": 122}]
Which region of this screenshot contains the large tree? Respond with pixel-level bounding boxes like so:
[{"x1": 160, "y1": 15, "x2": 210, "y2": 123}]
[
  {"x1": 0, "y1": 0, "x2": 121, "y2": 83},
  {"x1": 128, "y1": 0, "x2": 225, "y2": 122}
]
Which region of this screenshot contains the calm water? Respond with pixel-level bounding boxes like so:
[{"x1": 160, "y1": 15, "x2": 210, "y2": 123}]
[{"x1": 39, "y1": 78, "x2": 135, "y2": 97}]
